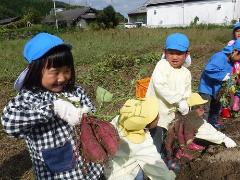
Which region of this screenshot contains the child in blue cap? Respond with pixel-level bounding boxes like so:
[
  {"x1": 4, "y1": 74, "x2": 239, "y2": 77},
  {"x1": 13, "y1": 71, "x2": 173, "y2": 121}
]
[
  {"x1": 227, "y1": 22, "x2": 240, "y2": 46},
  {"x1": 227, "y1": 22, "x2": 240, "y2": 112},
  {"x1": 1, "y1": 33, "x2": 104, "y2": 179},
  {"x1": 146, "y1": 33, "x2": 192, "y2": 155},
  {"x1": 198, "y1": 40, "x2": 240, "y2": 129}
]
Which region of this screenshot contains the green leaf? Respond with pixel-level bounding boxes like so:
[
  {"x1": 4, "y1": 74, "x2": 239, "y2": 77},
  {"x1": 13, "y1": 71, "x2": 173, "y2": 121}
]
[{"x1": 96, "y1": 86, "x2": 113, "y2": 104}]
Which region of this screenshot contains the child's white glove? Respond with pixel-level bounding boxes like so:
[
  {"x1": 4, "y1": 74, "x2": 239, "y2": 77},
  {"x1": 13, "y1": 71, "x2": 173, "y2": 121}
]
[
  {"x1": 222, "y1": 73, "x2": 230, "y2": 81},
  {"x1": 53, "y1": 99, "x2": 91, "y2": 126},
  {"x1": 223, "y1": 136, "x2": 237, "y2": 148},
  {"x1": 178, "y1": 100, "x2": 189, "y2": 115}
]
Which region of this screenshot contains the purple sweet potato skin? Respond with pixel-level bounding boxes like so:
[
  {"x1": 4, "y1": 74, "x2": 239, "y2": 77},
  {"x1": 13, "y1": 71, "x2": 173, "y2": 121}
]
[
  {"x1": 93, "y1": 120, "x2": 120, "y2": 156},
  {"x1": 80, "y1": 117, "x2": 107, "y2": 163}
]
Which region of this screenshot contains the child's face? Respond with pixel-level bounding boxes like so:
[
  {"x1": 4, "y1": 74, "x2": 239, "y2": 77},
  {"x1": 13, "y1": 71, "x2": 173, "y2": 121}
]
[
  {"x1": 41, "y1": 65, "x2": 71, "y2": 92},
  {"x1": 165, "y1": 49, "x2": 188, "y2": 68},
  {"x1": 234, "y1": 29, "x2": 240, "y2": 39},
  {"x1": 231, "y1": 50, "x2": 240, "y2": 62},
  {"x1": 193, "y1": 105, "x2": 205, "y2": 118}
]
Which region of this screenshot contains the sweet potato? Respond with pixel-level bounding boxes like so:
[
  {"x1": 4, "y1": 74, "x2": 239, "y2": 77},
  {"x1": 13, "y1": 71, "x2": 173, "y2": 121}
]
[
  {"x1": 80, "y1": 116, "x2": 107, "y2": 163},
  {"x1": 91, "y1": 118, "x2": 119, "y2": 156}
]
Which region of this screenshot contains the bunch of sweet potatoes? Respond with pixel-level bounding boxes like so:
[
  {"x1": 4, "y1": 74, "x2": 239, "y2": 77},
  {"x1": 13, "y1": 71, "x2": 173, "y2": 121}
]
[{"x1": 79, "y1": 114, "x2": 119, "y2": 163}]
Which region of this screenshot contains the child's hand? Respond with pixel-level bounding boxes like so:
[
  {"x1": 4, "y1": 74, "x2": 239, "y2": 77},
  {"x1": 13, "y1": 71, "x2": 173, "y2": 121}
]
[
  {"x1": 178, "y1": 100, "x2": 189, "y2": 115},
  {"x1": 53, "y1": 99, "x2": 90, "y2": 126},
  {"x1": 222, "y1": 73, "x2": 230, "y2": 81},
  {"x1": 223, "y1": 136, "x2": 237, "y2": 148}
]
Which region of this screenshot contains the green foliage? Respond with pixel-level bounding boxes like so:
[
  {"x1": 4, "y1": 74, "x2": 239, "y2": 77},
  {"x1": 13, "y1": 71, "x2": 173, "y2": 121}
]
[
  {"x1": 1, "y1": 7, "x2": 43, "y2": 30},
  {"x1": 97, "y1": 5, "x2": 119, "y2": 29},
  {"x1": 115, "y1": 12, "x2": 127, "y2": 23},
  {"x1": 107, "y1": 54, "x2": 135, "y2": 69},
  {"x1": 219, "y1": 74, "x2": 237, "y2": 108},
  {"x1": 0, "y1": 26, "x2": 7, "y2": 33},
  {"x1": 190, "y1": 16, "x2": 199, "y2": 26},
  {"x1": 231, "y1": 19, "x2": 237, "y2": 25},
  {"x1": 0, "y1": 27, "x2": 233, "y2": 116},
  {"x1": 0, "y1": 0, "x2": 71, "y2": 20},
  {"x1": 0, "y1": 0, "x2": 77, "y2": 30},
  {"x1": 0, "y1": 24, "x2": 57, "y2": 40},
  {"x1": 96, "y1": 86, "x2": 113, "y2": 105},
  {"x1": 88, "y1": 22, "x2": 101, "y2": 30},
  {"x1": 22, "y1": 7, "x2": 42, "y2": 24},
  {"x1": 0, "y1": 0, "x2": 49, "y2": 19},
  {"x1": 57, "y1": 95, "x2": 81, "y2": 108}
]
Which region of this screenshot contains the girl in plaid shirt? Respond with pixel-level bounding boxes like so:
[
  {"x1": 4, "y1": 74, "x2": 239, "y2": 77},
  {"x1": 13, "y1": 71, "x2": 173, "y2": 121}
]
[{"x1": 1, "y1": 33, "x2": 105, "y2": 179}]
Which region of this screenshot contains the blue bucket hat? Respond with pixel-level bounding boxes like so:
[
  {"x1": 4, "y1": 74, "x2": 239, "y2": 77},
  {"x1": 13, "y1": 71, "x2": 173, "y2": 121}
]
[
  {"x1": 222, "y1": 45, "x2": 233, "y2": 54},
  {"x1": 14, "y1": 33, "x2": 71, "y2": 91},
  {"x1": 24, "y1": 32, "x2": 71, "y2": 63},
  {"x1": 233, "y1": 39, "x2": 240, "y2": 51},
  {"x1": 233, "y1": 22, "x2": 240, "y2": 31},
  {"x1": 165, "y1": 33, "x2": 189, "y2": 52}
]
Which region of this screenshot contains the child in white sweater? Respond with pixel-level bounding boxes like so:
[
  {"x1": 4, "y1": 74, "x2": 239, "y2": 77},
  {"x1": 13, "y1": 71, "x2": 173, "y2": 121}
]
[{"x1": 146, "y1": 33, "x2": 192, "y2": 154}]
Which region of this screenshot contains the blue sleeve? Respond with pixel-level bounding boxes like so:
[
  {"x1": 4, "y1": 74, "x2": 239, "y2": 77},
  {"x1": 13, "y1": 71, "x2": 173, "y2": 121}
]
[{"x1": 204, "y1": 52, "x2": 230, "y2": 81}]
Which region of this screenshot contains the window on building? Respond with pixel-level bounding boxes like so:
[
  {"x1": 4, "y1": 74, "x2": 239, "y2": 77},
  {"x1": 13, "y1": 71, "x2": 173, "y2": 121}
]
[
  {"x1": 217, "y1": 4, "x2": 221, "y2": 10},
  {"x1": 154, "y1": 10, "x2": 157, "y2": 15}
]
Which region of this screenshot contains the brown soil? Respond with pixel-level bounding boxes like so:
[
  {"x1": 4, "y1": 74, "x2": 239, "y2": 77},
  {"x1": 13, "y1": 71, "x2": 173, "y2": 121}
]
[
  {"x1": 1, "y1": 66, "x2": 240, "y2": 179},
  {"x1": 176, "y1": 118, "x2": 240, "y2": 180},
  {"x1": 2, "y1": 117, "x2": 240, "y2": 180}
]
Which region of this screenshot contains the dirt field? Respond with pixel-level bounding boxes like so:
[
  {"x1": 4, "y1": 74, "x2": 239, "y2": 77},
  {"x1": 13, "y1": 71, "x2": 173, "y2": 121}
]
[
  {"x1": 1, "y1": 115, "x2": 240, "y2": 180},
  {"x1": 176, "y1": 118, "x2": 240, "y2": 180},
  {"x1": 0, "y1": 28, "x2": 238, "y2": 180},
  {"x1": 1, "y1": 79, "x2": 240, "y2": 180},
  {"x1": 1, "y1": 70, "x2": 240, "y2": 179}
]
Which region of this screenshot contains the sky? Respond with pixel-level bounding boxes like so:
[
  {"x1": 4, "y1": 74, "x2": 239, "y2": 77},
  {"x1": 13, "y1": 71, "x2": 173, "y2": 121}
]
[{"x1": 58, "y1": 0, "x2": 146, "y2": 17}]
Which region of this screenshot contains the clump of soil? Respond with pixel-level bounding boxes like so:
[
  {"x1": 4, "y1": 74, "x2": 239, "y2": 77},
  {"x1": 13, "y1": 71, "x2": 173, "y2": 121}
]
[{"x1": 176, "y1": 119, "x2": 240, "y2": 180}]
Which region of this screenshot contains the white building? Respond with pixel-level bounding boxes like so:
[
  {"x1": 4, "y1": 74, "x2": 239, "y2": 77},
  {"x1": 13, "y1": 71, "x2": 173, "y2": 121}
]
[
  {"x1": 128, "y1": 6, "x2": 147, "y2": 25},
  {"x1": 128, "y1": 0, "x2": 240, "y2": 27}
]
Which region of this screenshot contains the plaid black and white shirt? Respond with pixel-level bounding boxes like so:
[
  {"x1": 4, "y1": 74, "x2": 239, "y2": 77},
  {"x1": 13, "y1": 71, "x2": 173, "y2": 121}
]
[{"x1": 1, "y1": 86, "x2": 104, "y2": 179}]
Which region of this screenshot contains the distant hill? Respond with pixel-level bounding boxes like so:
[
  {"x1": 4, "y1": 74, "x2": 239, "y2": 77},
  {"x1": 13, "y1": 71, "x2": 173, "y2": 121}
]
[
  {"x1": 0, "y1": 0, "x2": 126, "y2": 25},
  {"x1": 0, "y1": 0, "x2": 73, "y2": 20}
]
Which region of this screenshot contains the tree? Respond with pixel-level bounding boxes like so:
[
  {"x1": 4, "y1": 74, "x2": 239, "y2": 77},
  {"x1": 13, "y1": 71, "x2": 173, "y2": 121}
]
[
  {"x1": 190, "y1": 16, "x2": 199, "y2": 26},
  {"x1": 97, "y1": 5, "x2": 119, "y2": 29},
  {"x1": 22, "y1": 7, "x2": 42, "y2": 24},
  {"x1": 116, "y1": 12, "x2": 127, "y2": 23},
  {"x1": 0, "y1": 0, "x2": 69, "y2": 20}
]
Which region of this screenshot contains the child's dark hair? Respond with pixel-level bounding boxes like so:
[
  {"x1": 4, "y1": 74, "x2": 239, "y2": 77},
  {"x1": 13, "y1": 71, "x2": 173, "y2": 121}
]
[
  {"x1": 23, "y1": 45, "x2": 75, "y2": 91},
  {"x1": 233, "y1": 27, "x2": 240, "y2": 40}
]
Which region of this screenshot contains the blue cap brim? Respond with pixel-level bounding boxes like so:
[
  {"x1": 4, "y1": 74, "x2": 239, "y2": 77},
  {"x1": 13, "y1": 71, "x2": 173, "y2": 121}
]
[
  {"x1": 165, "y1": 46, "x2": 188, "y2": 52},
  {"x1": 233, "y1": 23, "x2": 240, "y2": 31}
]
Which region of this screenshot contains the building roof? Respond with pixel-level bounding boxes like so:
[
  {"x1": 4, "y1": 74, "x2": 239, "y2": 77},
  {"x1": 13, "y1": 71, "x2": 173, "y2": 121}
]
[
  {"x1": 43, "y1": 7, "x2": 96, "y2": 23},
  {"x1": 0, "y1": 17, "x2": 20, "y2": 25},
  {"x1": 128, "y1": 0, "x2": 210, "y2": 14},
  {"x1": 145, "y1": 0, "x2": 210, "y2": 6},
  {"x1": 80, "y1": 14, "x2": 96, "y2": 19},
  {"x1": 128, "y1": 6, "x2": 147, "y2": 15},
  {"x1": 145, "y1": 0, "x2": 179, "y2": 5}
]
